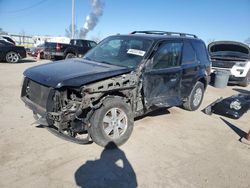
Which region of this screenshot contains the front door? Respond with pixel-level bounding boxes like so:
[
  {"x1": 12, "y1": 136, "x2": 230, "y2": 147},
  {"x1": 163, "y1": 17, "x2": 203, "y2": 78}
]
[{"x1": 143, "y1": 41, "x2": 183, "y2": 107}]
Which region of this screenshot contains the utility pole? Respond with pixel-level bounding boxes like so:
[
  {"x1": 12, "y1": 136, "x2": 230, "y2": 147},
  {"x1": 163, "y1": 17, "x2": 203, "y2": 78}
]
[{"x1": 71, "y1": 0, "x2": 75, "y2": 39}]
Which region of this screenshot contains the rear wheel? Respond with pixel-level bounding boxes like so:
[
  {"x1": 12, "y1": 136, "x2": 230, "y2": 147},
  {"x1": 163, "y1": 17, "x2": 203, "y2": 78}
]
[
  {"x1": 89, "y1": 97, "x2": 134, "y2": 147},
  {"x1": 183, "y1": 81, "x2": 204, "y2": 111},
  {"x1": 240, "y1": 70, "x2": 250, "y2": 87},
  {"x1": 65, "y1": 53, "x2": 76, "y2": 59},
  {"x1": 6, "y1": 51, "x2": 20, "y2": 63}
]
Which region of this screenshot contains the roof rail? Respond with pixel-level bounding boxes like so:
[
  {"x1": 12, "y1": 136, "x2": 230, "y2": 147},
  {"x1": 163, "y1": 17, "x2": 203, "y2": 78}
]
[{"x1": 130, "y1": 31, "x2": 198, "y2": 38}]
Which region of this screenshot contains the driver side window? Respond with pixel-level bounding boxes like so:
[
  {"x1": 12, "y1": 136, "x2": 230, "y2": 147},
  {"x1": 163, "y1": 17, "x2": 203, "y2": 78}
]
[{"x1": 153, "y1": 42, "x2": 183, "y2": 69}]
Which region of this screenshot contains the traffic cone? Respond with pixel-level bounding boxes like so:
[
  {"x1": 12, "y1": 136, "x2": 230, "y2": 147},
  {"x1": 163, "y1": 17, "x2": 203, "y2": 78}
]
[
  {"x1": 245, "y1": 130, "x2": 250, "y2": 141},
  {"x1": 241, "y1": 130, "x2": 250, "y2": 145},
  {"x1": 37, "y1": 51, "x2": 40, "y2": 61}
]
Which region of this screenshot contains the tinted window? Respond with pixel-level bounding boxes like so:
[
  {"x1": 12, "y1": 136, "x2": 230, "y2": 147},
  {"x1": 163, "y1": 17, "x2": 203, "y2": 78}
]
[
  {"x1": 182, "y1": 41, "x2": 196, "y2": 64},
  {"x1": 153, "y1": 42, "x2": 182, "y2": 69},
  {"x1": 89, "y1": 41, "x2": 97, "y2": 48},
  {"x1": 191, "y1": 41, "x2": 210, "y2": 63}
]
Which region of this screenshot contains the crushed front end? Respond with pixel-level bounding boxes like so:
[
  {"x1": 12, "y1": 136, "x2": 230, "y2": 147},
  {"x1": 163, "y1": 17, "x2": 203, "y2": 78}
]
[{"x1": 21, "y1": 77, "x2": 91, "y2": 144}]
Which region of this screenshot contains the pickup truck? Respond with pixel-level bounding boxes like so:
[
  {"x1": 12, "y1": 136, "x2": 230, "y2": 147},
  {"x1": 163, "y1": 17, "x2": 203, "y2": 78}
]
[{"x1": 44, "y1": 39, "x2": 97, "y2": 60}]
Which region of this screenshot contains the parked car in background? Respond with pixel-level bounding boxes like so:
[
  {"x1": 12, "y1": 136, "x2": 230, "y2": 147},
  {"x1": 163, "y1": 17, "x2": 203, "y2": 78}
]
[
  {"x1": 28, "y1": 43, "x2": 46, "y2": 59},
  {"x1": 44, "y1": 39, "x2": 97, "y2": 60},
  {"x1": 0, "y1": 35, "x2": 16, "y2": 45},
  {"x1": 21, "y1": 31, "x2": 211, "y2": 147},
  {"x1": 0, "y1": 40, "x2": 26, "y2": 63},
  {"x1": 209, "y1": 41, "x2": 250, "y2": 87}
]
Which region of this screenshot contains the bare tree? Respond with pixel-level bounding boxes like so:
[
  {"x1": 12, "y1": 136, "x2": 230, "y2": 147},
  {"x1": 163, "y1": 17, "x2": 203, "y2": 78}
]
[
  {"x1": 65, "y1": 24, "x2": 79, "y2": 39},
  {"x1": 90, "y1": 32, "x2": 102, "y2": 43},
  {"x1": 207, "y1": 38, "x2": 215, "y2": 44},
  {"x1": 245, "y1": 37, "x2": 250, "y2": 45},
  {"x1": 0, "y1": 28, "x2": 8, "y2": 35}
]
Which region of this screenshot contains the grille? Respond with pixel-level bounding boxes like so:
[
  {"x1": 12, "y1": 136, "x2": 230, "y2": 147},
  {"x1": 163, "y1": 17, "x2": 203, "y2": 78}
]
[
  {"x1": 24, "y1": 78, "x2": 51, "y2": 108},
  {"x1": 212, "y1": 60, "x2": 236, "y2": 69}
]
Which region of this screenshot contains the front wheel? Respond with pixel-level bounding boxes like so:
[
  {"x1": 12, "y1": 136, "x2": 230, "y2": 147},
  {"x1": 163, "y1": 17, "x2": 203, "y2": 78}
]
[
  {"x1": 240, "y1": 70, "x2": 250, "y2": 87},
  {"x1": 89, "y1": 97, "x2": 134, "y2": 147},
  {"x1": 6, "y1": 51, "x2": 20, "y2": 63},
  {"x1": 65, "y1": 53, "x2": 76, "y2": 59},
  {"x1": 183, "y1": 81, "x2": 205, "y2": 111}
]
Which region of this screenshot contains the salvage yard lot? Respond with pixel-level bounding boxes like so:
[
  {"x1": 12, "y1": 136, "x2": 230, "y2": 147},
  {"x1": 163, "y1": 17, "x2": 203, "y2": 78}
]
[{"x1": 0, "y1": 58, "x2": 249, "y2": 188}]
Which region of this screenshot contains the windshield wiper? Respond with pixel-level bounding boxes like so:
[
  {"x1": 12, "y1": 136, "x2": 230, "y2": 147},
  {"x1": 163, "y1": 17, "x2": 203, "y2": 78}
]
[
  {"x1": 84, "y1": 57, "x2": 93, "y2": 61},
  {"x1": 100, "y1": 61, "x2": 113, "y2": 65}
]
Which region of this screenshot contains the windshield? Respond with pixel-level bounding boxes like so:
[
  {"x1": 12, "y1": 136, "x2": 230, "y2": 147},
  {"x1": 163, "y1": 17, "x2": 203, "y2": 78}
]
[{"x1": 84, "y1": 36, "x2": 152, "y2": 68}]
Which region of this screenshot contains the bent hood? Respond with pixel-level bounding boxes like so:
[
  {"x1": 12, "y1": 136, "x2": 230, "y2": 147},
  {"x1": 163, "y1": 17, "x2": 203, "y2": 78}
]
[{"x1": 23, "y1": 58, "x2": 133, "y2": 88}]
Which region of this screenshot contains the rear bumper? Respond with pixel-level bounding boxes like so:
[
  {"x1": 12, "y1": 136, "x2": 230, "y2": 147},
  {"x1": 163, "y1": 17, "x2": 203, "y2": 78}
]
[{"x1": 44, "y1": 51, "x2": 64, "y2": 59}]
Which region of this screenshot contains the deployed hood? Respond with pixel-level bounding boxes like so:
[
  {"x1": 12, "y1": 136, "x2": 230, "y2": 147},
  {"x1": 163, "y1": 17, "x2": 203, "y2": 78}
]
[
  {"x1": 208, "y1": 41, "x2": 250, "y2": 59},
  {"x1": 23, "y1": 58, "x2": 133, "y2": 88}
]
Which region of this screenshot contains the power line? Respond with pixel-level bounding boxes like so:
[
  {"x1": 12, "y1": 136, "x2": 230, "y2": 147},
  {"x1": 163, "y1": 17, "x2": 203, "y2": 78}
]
[{"x1": 3, "y1": 0, "x2": 49, "y2": 13}]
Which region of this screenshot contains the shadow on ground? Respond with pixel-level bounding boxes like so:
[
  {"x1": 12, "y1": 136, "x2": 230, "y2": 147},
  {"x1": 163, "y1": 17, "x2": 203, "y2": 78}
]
[
  {"x1": 220, "y1": 117, "x2": 247, "y2": 141},
  {"x1": 135, "y1": 107, "x2": 170, "y2": 121},
  {"x1": 233, "y1": 88, "x2": 250, "y2": 95},
  {"x1": 75, "y1": 142, "x2": 137, "y2": 188},
  {"x1": 0, "y1": 58, "x2": 36, "y2": 64}
]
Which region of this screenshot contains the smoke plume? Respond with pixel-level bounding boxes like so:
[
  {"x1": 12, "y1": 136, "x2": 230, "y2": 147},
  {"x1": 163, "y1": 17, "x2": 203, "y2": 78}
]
[{"x1": 80, "y1": 0, "x2": 104, "y2": 38}]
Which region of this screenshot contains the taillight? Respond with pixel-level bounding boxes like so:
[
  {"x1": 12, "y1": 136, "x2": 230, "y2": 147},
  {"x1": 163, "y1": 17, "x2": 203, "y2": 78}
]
[{"x1": 56, "y1": 43, "x2": 61, "y2": 51}]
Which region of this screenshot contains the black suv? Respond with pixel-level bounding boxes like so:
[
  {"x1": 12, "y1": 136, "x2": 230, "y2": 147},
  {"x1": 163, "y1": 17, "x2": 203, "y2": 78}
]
[{"x1": 21, "y1": 31, "x2": 211, "y2": 147}]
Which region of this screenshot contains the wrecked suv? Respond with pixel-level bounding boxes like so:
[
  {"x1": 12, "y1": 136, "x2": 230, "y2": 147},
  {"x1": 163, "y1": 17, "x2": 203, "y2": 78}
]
[{"x1": 21, "y1": 31, "x2": 211, "y2": 147}]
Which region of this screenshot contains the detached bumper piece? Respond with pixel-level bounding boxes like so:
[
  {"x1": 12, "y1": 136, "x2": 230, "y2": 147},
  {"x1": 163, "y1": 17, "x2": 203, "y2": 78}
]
[
  {"x1": 46, "y1": 126, "x2": 92, "y2": 145},
  {"x1": 33, "y1": 112, "x2": 92, "y2": 145},
  {"x1": 204, "y1": 94, "x2": 250, "y2": 119}
]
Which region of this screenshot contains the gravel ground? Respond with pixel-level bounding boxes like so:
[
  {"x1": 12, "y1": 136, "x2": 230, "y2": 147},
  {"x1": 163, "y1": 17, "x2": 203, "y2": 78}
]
[{"x1": 0, "y1": 57, "x2": 249, "y2": 188}]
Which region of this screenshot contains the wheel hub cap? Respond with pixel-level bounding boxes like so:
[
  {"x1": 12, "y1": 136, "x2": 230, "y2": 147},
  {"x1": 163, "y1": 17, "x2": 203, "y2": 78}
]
[
  {"x1": 193, "y1": 88, "x2": 202, "y2": 107},
  {"x1": 102, "y1": 108, "x2": 128, "y2": 139}
]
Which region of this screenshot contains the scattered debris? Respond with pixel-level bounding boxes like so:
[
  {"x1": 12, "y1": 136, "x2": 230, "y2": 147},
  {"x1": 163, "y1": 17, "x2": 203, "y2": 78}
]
[{"x1": 204, "y1": 94, "x2": 250, "y2": 119}]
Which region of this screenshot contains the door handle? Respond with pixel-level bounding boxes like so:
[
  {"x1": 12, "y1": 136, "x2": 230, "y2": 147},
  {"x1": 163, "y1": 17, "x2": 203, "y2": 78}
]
[{"x1": 170, "y1": 78, "x2": 177, "y2": 82}]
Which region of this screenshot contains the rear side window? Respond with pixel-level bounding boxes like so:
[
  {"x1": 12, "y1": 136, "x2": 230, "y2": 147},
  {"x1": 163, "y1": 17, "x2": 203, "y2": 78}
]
[
  {"x1": 89, "y1": 41, "x2": 97, "y2": 48},
  {"x1": 182, "y1": 41, "x2": 196, "y2": 64},
  {"x1": 153, "y1": 42, "x2": 183, "y2": 69},
  {"x1": 191, "y1": 41, "x2": 210, "y2": 64}
]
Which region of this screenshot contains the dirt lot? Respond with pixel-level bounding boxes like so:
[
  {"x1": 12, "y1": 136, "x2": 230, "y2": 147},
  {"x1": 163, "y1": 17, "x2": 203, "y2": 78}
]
[{"x1": 0, "y1": 58, "x2": 249, "y2": 188}]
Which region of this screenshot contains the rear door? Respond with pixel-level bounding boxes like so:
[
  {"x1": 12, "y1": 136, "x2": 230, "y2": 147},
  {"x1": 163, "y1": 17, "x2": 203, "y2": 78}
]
[
  {"x1": 77, "y1": 40, "x2": 89, "y2": 55},
  {"x1": 143, "y1": 41, "x2": 183, "y2": 107},
  {"x1": 180, "y1": 40, "x2": 199, "y2": 98}
]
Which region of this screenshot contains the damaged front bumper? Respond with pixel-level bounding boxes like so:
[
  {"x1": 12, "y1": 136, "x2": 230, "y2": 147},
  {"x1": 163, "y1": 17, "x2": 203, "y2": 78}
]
[{"x1": 204, "y1": 94, "x2": 250, "y2": 119}]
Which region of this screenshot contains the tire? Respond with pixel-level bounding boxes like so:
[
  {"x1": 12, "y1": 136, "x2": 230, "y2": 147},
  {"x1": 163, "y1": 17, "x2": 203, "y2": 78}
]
[
  {"x1": 240, "y1": 70, "x2": 250, "y2": 87},
  {"x1": 40, "y1": 52, "x2": 44, "y2": 59},
  {"x1": 65, "y1": 53, "x2": 76, "y2": 59},
  {"x1": 183, "y1": 81, "x2": 205, "y2": 111},
  {"x1": 5, "y1": 51, "x2": 20, "y2": 63},
  {"x1": 89, "y1": 97, "x2": 134, "y2": 147}
]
